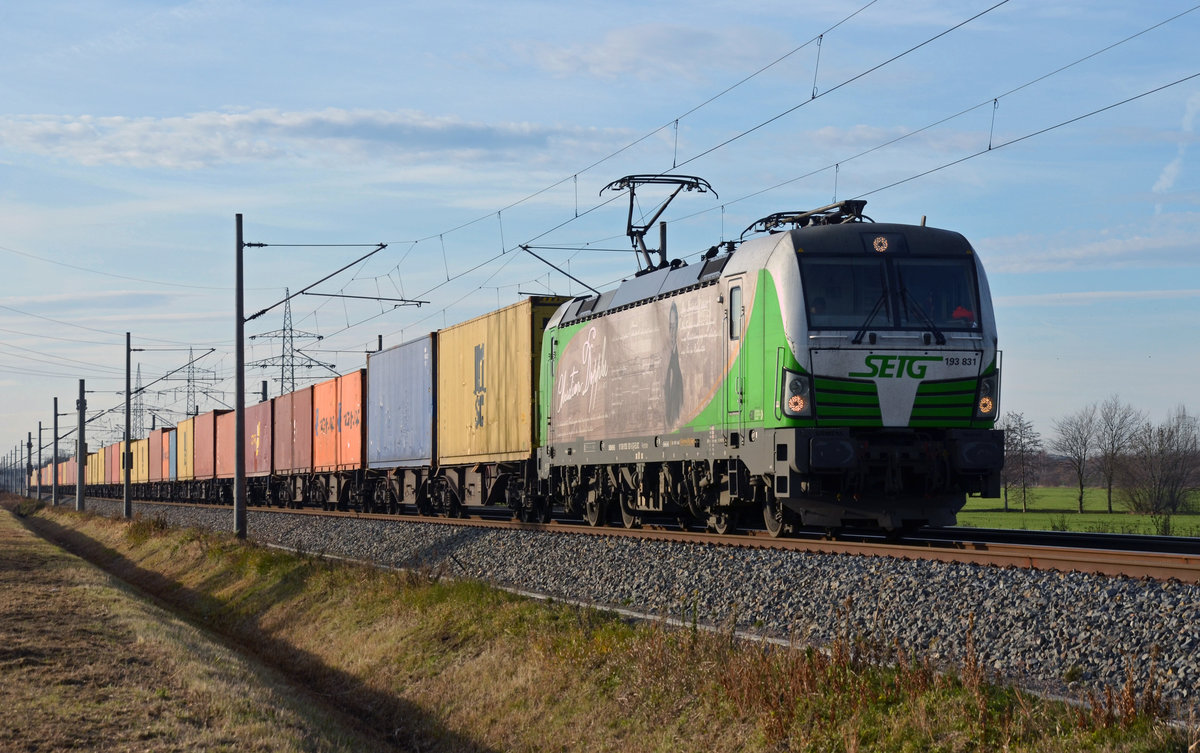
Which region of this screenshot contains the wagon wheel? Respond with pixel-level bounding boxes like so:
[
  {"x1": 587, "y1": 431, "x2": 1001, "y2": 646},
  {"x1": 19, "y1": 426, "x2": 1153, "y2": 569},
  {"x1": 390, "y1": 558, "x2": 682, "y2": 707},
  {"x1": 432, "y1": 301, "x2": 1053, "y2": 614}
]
[
  {"x1": 309, "y1": 480, "x2": 330, "y2": 511},
  {"x1": 522, "y1": 496, "x2": 552, "y2": 524},
  {"x1": 583, "y1": 489, "x2": 607, "y2": 527},
  {"x1": 415, "y1": 486, "x2": 434, "y2": 516},
  {"x1": 372, "y1": 483, "x2": 396, "y2": 515}
]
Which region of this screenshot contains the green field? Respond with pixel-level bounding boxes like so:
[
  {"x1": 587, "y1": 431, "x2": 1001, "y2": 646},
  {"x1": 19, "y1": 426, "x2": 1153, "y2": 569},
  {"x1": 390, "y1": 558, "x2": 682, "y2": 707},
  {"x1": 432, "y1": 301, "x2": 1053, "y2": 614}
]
[{"x1": 958, "y1": 486, "x2": 1200, "y2": 536}]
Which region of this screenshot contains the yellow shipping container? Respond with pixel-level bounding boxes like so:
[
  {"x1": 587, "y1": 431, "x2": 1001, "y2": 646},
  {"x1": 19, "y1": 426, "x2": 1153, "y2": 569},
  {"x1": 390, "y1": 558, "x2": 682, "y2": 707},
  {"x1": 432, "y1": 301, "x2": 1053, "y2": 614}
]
[
  {"x1": 176, "y1": 417, "x2": 195, "y2": 481},
  {"x1": 437, "y1": 296, "x2": 566, "y2": 465},
  {"x1": 88, "y1": 450, "x2": 102, "y2": 486},
  {"x1": 132, "y1": 438, "x2": 150, "y2": 484}
]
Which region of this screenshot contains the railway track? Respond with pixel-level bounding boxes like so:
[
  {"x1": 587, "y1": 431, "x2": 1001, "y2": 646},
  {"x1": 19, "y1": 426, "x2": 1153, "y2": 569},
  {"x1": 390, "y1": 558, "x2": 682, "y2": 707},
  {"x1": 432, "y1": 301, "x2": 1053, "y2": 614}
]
[{"x1": 58, "y1": 495, "x2": 1200, "y2": 584}]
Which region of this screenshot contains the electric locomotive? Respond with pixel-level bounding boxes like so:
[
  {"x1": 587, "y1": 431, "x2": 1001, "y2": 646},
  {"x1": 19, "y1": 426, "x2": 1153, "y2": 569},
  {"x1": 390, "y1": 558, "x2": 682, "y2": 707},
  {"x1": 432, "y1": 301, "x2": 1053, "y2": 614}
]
[{"x1": 538, "y1": 179, "x2": 1003, "y2": 533}]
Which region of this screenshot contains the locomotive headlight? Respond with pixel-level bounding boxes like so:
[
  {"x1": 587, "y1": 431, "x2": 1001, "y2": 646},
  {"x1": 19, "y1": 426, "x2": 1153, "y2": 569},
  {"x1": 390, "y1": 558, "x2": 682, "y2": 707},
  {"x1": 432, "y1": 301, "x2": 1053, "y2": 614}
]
[
  {"x1": 975, "y1": 373, "x2": 999, "y2": 419},
  {"x1": 782, "y1": 370, "x2": 813, "y2": 418}
]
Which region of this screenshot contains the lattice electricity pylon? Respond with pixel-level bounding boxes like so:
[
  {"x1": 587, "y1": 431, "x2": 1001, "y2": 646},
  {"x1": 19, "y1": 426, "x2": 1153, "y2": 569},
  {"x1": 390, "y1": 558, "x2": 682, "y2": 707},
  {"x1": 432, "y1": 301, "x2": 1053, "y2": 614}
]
[
  {"x1": 132, "y1": 364, "x2": 144, "y2": 439},
  {"x1": 248, "y1": 287, "x2": 335, "y2": 395},
  {"x1": 163, "y1": 347, "x2": 220, "y2": 417}
]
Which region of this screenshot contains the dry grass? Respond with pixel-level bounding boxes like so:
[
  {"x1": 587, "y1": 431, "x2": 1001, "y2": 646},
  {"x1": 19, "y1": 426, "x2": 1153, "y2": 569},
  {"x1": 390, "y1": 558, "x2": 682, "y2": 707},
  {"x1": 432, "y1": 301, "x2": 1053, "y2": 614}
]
[
  {"x1": 4, "y1": 495, "x2": 1192, "y2": 753},
  {"x1": 0, "y1": 495, "x2": 391, "y2": 752}
]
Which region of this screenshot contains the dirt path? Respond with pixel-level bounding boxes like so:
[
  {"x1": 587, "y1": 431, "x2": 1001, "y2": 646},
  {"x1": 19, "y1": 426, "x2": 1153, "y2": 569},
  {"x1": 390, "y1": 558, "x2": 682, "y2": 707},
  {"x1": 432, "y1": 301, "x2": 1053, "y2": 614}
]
[{"x1": 0, "y1": 503, "x2": 394, "y2": 752}]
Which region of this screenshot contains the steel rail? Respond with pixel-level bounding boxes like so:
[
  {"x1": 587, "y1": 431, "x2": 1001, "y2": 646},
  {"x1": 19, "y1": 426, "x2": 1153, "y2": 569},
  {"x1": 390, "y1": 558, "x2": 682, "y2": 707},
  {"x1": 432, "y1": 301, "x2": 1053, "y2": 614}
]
[{"x1": 100, "y1": 497, "x2": 1200, "y2": 585}]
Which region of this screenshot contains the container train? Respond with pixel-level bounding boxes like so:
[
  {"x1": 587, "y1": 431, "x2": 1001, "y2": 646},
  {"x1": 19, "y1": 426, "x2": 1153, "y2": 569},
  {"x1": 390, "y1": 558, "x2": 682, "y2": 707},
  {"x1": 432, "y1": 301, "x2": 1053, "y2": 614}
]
[{"x1": 32, "y1": 192, "x2": 1003, "y2": 533}]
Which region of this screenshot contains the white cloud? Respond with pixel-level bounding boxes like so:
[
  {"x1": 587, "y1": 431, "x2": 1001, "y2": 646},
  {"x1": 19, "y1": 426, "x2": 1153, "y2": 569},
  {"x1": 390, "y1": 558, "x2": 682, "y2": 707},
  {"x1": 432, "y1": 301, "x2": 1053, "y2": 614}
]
[
  {"x1": 1152, "y1": 91, "x2": 1200, "y2": 211},
  {"x1": 981, "y1": 213, "x2": 1200, "y2": 273},
  {"x1": 0, "y1": 109, "x2": 624, "y2": 170},
  {"x1": 994, "y1": 289, "x2": 1200, "y2": 307},
  {"x1": 512, "y1": 23, "x2": 770, "y2": 81}
]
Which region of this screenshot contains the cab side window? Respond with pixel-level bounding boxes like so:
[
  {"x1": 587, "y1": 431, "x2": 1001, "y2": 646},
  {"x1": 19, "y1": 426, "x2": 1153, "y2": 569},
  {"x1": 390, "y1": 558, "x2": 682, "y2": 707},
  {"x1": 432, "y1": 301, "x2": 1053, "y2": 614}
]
[{"x1": 729, "y1": 286, "x2": 743, "y2": 340}]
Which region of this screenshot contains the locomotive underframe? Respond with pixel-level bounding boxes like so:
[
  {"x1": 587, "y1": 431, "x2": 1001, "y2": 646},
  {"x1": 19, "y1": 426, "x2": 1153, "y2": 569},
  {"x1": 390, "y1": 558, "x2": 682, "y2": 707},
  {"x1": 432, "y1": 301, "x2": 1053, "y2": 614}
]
[{"x1": 540, "y1": 423, "x2": 1003, "y2": 530}]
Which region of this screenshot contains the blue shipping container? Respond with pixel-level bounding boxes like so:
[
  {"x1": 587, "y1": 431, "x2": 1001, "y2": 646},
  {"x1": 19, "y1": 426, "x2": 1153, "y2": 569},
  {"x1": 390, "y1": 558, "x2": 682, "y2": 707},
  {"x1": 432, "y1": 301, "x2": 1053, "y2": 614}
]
[
  {"x1": 368, "y1": 334, "x2": 435, "y2": 468},
  {"x1": 169, "y1": 429, "x2": 178, "y2": 481}
]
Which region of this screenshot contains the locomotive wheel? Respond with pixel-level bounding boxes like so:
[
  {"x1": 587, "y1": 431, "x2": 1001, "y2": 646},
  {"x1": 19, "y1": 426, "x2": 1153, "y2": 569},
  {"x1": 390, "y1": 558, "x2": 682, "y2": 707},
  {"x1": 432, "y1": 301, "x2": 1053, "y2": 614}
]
[
  {"x1": 709, "y1": 509, "x2": 737, "y2": 536},
  {"x1": 619, "y1": 498, "x2": 639, "y2": 529},
  {"x1": 763, "y1": 495, "x2": 787, "y2": 538}
]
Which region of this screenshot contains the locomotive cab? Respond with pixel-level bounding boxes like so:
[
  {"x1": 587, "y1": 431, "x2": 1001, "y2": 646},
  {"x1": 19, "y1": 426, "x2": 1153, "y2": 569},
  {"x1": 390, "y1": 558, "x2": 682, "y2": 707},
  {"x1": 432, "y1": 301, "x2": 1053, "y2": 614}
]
[{"x1": 749, "y1": 210, "x2": 1004, "y2": 529}]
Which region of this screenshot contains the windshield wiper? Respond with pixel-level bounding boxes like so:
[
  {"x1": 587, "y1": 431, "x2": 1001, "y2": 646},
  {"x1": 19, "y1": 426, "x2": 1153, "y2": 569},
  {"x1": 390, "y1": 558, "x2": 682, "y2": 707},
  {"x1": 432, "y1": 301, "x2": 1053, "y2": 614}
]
[
  {"x1": 898, "y1": 274, "x2": 946, "y2": 345},
  {"x1": 851, "y1": 291, "x2": 889, "y2": 345}
]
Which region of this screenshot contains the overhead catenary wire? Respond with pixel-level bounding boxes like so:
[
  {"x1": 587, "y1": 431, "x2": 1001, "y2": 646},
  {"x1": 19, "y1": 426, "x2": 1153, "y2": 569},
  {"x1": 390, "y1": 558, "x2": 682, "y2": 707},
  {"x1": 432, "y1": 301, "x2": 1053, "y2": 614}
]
[
  {"x1": 296, "y1": 0, "x2": 1020, "y2": 348},
  {"x1": 1, "y1": 0, "x2": 1040, "y2": 363},
  {"x1": 8, "y1": 4, "x2": 1198, "y2": 453},
  {"x1": 162, "y1": 5, "x2": 1200, "y2": 359}
]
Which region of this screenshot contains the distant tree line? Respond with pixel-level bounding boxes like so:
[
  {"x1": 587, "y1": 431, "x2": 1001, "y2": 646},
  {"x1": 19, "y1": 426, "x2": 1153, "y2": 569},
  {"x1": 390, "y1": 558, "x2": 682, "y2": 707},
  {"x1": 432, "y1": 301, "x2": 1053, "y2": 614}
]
[{"x1": 999, "y1": 395, "x2": 1199, "y2": 517}]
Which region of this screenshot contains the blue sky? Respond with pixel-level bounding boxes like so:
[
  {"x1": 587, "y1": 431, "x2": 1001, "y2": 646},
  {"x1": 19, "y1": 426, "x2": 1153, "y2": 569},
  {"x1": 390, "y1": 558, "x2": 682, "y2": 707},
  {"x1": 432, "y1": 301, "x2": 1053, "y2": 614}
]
[{"x1": 1, "y1": 0, "x2": 1197, "y2": 463}]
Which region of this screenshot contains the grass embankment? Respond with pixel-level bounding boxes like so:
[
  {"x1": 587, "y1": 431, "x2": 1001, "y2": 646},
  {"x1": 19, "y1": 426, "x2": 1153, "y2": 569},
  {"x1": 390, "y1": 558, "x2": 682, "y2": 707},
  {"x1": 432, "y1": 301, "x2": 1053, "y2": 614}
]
[
  {"x1": 5, "y1": 495, "x2": 1195, "y2": 752},
  {"x1": 960, "y1": 487, "x2": 1200, "y2": 536}
]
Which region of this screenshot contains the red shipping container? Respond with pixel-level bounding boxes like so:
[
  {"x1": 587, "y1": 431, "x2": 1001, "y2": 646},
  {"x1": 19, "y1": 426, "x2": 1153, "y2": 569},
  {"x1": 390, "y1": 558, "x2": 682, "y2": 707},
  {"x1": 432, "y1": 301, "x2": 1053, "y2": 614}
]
[
  {"x1": 274, "y1": 391, "x2": 293, "y2": 472},
  {"x1": 149, "y1": 429, "x2": 165, "y2": 482},
  {"x1": 107, "y1": 442, "x2": 120, "y2": 485},
  {"x1": 216, "y1": 410, "x2": 236, "y2": 479},
  {"x1": 313, "y1": 370, "x2": 365, "y2": 472},
  {"x1": 194, "y1": 410, "x2": 229, "y2": 480},
  {"x1": 245, "y1": 399, "x2": 273, "y2": 477},
  {"x1": 273, "y1": 387, "x2": 313, "y2": 474}
]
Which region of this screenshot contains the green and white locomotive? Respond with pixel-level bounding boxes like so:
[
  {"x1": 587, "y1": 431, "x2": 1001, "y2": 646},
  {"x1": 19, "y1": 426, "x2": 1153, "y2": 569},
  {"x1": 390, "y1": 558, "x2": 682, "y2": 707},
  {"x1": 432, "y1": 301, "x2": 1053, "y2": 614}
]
[{"x1": 537, "y1": 177, "x2": 1003, "y2": 533}]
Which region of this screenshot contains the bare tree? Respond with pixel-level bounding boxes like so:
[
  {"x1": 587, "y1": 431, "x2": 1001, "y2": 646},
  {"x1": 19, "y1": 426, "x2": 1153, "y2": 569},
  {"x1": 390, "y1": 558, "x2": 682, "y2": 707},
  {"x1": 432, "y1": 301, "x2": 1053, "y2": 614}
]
[
  {"x1": 1050, "y1": 403, "x2": 1097, "y2": 514},
  {"x1": 1120, "y1": 406, "x2": 1200, "y2": 515},
  {"x1": 1000, "y1": 411, "x2": 1042, "y2": 513},
  {"x1": 1097, "y1": 395, "x2": 1144, "y2": 514}
]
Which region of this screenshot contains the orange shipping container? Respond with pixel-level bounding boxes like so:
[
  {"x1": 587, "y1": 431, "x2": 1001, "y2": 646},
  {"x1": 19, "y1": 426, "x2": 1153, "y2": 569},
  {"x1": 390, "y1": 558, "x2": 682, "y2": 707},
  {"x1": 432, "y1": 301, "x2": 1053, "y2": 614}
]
[{"x1": 313, "y1": 370, "x2": 365, "y2": 472}]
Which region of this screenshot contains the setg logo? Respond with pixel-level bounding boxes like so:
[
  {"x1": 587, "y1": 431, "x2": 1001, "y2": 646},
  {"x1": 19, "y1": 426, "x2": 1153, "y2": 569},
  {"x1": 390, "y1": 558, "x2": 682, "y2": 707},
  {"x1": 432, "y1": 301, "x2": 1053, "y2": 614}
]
[{"x1": 850, "y1": 355, "x2": 942, "y2": 379}]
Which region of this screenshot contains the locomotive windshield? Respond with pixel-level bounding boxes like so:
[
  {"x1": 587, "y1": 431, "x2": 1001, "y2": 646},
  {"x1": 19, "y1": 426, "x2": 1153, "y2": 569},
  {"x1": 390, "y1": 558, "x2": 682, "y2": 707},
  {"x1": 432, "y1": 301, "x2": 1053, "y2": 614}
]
[{"x1": 801, "y1": 255, "x2": 980, "y2": 331}]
